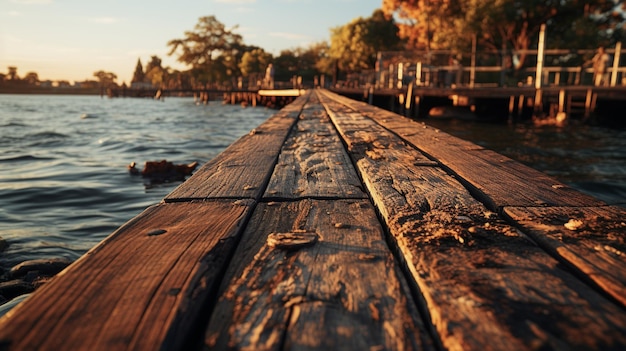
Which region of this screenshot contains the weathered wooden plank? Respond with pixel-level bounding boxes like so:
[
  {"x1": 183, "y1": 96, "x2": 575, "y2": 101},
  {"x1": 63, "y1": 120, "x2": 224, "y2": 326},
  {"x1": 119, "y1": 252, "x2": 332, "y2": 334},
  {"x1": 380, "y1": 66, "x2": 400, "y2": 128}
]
[
  {"x1": 320, "y1": 91, "x2": 626, "y2": 351},
  {"x1": 165, "y1": 92, "x2": 309, "y2": 201},
  {"x1": 319, "y1": 89, "x2": 606, "y2": 209},
  {"x1": 264, "y1": 94, "x2": 366, "y2": 199},
  {"x1": 205, "y1": 200, "x2": 434, "y2": 351},
  {"x1": 504, "y1": 205, "x2": 626, "y2": 306},
  {"x1": 0, "y1": 200, "x2": 253, "y2": 351}
]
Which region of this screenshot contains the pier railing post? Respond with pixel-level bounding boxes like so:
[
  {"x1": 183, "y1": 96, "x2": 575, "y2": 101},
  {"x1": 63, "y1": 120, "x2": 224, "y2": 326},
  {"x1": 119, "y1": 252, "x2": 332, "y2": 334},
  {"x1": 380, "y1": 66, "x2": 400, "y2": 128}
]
[
  {"x1": 610, "y1": 42, "x2": 622, "y2": 87},
  {"x1": 535, "y1": 24, "x2": 546, "y2": 90},
  {"x1": 470, "y1": 35, "x2": 476, "y2": 89},
  {"x1": 534, "y1": 24, "x2": 546, "y2": 115}
]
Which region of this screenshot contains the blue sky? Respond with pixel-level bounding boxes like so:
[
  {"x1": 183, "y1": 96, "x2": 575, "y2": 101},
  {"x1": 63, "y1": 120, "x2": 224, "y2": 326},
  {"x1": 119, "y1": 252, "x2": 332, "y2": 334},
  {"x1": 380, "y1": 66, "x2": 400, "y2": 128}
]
[{"x1": 0, "y1": 0, "x2": 382, "y2": 84}]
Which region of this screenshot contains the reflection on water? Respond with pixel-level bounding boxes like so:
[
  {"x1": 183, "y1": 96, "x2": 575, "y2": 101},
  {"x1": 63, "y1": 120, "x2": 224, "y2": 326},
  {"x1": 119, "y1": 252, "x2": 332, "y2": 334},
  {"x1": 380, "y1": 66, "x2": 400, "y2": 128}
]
[{"x1": 424, "y1": 119, "x2": 626, "y2": 207}]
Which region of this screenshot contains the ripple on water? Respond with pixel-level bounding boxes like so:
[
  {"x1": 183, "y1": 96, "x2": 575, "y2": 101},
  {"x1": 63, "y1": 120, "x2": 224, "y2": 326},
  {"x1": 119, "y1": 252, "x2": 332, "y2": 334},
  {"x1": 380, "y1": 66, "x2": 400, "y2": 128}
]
[{"x1": 0, "y1": 96, "x2": 276, "y2": 274}]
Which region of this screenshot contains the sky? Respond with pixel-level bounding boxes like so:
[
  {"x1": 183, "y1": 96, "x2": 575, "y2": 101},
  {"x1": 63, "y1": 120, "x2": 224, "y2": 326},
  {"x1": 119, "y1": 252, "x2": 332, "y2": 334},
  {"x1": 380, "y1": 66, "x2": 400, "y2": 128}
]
[{"x1": 0, "y1": 0, "x2": 382, "y2": 84}]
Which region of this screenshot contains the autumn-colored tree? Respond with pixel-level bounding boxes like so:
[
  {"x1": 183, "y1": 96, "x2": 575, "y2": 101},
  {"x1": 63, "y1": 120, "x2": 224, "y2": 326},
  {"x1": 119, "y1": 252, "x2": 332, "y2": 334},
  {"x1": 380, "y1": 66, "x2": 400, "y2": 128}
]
[
  {"x1": 329, "y1": 9, "x2": 404, "y2": 73},
  {"x1": 383, "y1": 0, "x2": 619, "y2": 69}
]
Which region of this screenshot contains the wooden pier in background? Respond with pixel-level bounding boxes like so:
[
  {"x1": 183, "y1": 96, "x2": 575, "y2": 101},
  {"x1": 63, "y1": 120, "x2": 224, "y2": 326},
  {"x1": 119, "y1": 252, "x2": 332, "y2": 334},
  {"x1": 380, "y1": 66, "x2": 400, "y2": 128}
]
[{"x1": 0, "y1": 90, "x2": 624, "y2": 350}]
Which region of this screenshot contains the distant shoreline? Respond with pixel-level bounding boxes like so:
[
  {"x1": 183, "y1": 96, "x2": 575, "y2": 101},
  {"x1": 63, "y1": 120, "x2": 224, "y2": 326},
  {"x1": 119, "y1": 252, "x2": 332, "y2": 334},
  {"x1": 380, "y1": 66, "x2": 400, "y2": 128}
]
[{"x1": 0, "y1": 87, "x2": 101, "y2": 95}]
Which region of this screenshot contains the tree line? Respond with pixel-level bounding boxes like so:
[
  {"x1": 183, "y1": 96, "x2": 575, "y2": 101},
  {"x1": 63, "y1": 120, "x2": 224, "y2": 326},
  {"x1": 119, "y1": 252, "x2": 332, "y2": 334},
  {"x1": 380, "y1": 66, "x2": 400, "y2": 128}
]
[{"x1": 2, "y1": 1, "x2": 623, "y2": 90}]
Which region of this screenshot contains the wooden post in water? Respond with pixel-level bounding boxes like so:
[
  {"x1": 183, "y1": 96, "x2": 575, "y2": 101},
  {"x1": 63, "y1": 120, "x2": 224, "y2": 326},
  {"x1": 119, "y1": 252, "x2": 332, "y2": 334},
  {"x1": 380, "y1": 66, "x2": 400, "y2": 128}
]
[
  {"x1": 585, "y1": 89, "x2": 593, "y2": 119},
  {"x1": 405, "y1": 80, "x2": 414, "y2": 115}
]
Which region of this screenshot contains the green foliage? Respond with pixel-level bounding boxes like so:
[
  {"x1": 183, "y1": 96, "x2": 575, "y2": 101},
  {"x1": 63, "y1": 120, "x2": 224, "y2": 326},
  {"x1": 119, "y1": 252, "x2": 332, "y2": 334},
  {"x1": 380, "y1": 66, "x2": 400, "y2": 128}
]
[
  {"x1": 329, "y1": 9, "x2": 404, "y2": 73},
  {"x1": 144, "y1": 56, "x2": 166, "y2": 87},
  {"x1": 7, "y1": 67, "x2": 18, "y2": 81},
  {"x1": 239, "y1": 49, "x2": 273, "y2": 77},
  {"x1": 131, "y1": 58, "x2": 145, "y2": 83},
  {"x1": 93, "y1": 70, "x2": 117, "y2": 87},
  {"x1": 385, "y1": 0, "x2": 623, "y2": 69},
  {"x1": 167, "y1": 16, "x2": 244, "y2": 85},
  {"x1": 271, "y1": 43, "x2": 332, "y2": 81},
  {"x1": 23, "y1": 72, "x2": 39, "y2": 85}
]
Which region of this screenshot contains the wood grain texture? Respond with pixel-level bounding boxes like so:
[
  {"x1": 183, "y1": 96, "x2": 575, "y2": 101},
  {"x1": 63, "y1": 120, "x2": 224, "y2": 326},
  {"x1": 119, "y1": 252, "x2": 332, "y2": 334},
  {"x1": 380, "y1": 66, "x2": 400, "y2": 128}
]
[
  {"x1": 504, "y1": 205, "x2": 626, "y2": 306},
  {"x1": 0, "y1": 200, "x2": 252, "y2": 351},
  {"x1": 205, "y1": 200, "x2": 434, "y2": 351},
  {"x1": 165, "y1": 93, "x2": 309, "y2": 201},
  {"x1": 318, "y1": 90, "x2": 606, "y2": 209},
  {"x1": 264, "y1": 94, "x2": 366, "y2": 199},
  {"x1": 320, "y1": 90, "x2": 626, "y2": 351}
]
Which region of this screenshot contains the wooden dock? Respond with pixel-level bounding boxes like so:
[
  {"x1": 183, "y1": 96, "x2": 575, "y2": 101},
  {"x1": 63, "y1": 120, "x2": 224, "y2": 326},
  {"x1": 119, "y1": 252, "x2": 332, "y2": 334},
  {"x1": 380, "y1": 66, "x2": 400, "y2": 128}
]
[
  {"x1": 333, "y1": 85, "x2": 626, "y2": 124},
  {"x1": 0, "y1": 90, "x2": 624, "y2": 350}
]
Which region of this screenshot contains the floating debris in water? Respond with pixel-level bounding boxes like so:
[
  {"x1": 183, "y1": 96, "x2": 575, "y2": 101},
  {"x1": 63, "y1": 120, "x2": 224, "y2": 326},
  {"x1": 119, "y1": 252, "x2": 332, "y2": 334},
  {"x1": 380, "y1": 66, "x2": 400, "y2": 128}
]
[{"x1": 128, "y1": 160, "x2": 198, "y2": 184}]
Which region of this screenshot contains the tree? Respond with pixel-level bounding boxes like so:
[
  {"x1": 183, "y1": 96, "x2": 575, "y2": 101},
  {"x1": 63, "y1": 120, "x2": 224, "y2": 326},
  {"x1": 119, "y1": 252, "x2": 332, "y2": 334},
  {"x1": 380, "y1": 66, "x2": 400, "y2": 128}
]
[
  {"x1": 145, "y1": 56, "x2": 163, "y2": 74},
  {"x1": 383, "y1": 0, "x2": 619, "y2": 69},
  {"x1": 239, "y1": 48, "x2": 272, "y2": 77},
  {"x1": 272, "y1": 44, "x2": 331, "y2": 82},
  {"x1": 131, "y1": 58, "x2": 145, "y2": 84},
  {"x1": 7, "y1": 66, "x2": 19, "y2": 81},
  {"x1": 167, "y1": 15, "x2": 244, "y2": 85},
  {"x1": 329, "y1": 9, "x2": 404, "y2": 73},
  {"x1": 24, "y1": 72, "x2": 39, "y2": 85},
  {"x1": 144, "y1": 56, "x2": 166, "y2": 87},
  {"x1": 309, "y1": 42, "x2": 334, "y2": 76},
  {"x1": 273, "y1": 50, "x2": 300, "y2": 82},
  {"x1": 93, "y1": 70, "x2": 117, "y2": 87}
]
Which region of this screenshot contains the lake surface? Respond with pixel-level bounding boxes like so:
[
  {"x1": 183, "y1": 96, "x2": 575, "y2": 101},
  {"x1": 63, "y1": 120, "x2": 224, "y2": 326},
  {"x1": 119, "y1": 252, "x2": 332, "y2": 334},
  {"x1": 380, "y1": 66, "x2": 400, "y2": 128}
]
[
  {"x1": 424, "y1": 118, "x2": 626, "y2": 207},
  {"x1": 0, "y1": 95, "x2": 274, "y2": 271},
  {"x1": 1, "y1": 94, "x2": 625, "y2": 275}
]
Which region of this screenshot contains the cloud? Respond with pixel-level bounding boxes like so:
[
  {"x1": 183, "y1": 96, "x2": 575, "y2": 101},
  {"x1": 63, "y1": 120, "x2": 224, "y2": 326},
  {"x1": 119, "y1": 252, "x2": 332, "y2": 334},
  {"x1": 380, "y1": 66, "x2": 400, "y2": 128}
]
[
  {"x1": 7, "y1": 11, "x2": 21, "y2": 16},
  {"x1": 10, "y1": 0, "x2": 53, "y2": 4},
  {"x1": 269, "y1": 32, "x2": 309, "y2": 40}
]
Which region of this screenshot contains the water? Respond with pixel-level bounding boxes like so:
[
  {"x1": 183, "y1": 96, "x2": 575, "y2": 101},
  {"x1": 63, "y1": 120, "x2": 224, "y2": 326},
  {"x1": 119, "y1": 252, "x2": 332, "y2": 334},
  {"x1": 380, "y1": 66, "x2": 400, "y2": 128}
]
[
  {"x1": 424, "y1": 119, "x2": 626, "y2": 207},
  {"x1": 0, "y1": 95, "x2": 274, "y2": 271},
  {"x1": 1, "y1": 95, "x2": 625, "y2": 280}
]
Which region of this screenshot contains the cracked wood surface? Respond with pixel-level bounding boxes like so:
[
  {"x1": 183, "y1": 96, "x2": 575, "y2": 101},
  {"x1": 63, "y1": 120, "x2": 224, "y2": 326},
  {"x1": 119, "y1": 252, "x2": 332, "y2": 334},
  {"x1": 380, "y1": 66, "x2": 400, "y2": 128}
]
[
  {"x1": 165, "y1": 94, "x2": 308, "y2": 201},
  {"x1": 318, "y1": 90, "x2": 605, "y2": 209},
  {"x1": 264, "y1": 93, "x2": 365, "y2": 200},
  {"x1": 319, "y1": 91, "x2": 626, "y2": 351},
  {"x1": 0, "y1": 200, "x2": 252, "y2": 351},
  {"x1": 205, "y1": 200, "x2": 434, "y2": 351},
  {"x1": 504, "y1": 205, "x2": 626, "y2": 306},
  {"x1": 1, "y1": 89, "x2": 624, "y2": 351}
]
